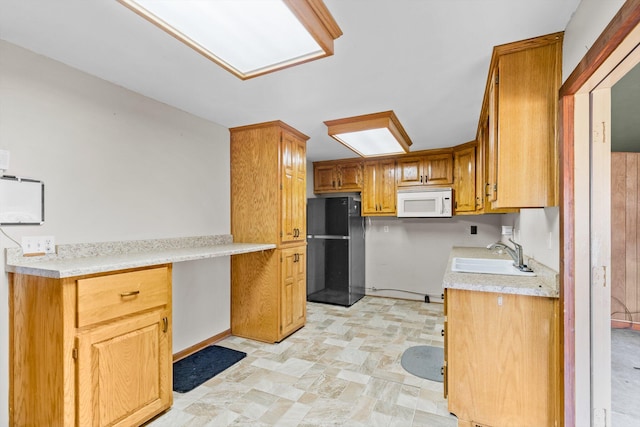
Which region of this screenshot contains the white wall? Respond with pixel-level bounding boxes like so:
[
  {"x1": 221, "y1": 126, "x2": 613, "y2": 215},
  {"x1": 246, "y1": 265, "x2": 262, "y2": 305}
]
[
  {"x1": 563, "y1": 0, "x2": 627, "y2": 82},
  {"x1": 501, "y1": 207, "x2": 560, "y2": 272},
  {"x1": 365, "y1": 215, "x2": 502, "y2": 300},
  {"x1": 0, "y1": 41, "x2": 231, "y2": 425}
]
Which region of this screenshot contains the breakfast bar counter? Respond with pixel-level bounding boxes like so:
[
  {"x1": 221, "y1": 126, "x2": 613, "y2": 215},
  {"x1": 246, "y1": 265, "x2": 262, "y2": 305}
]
[
  {"x1": 5, "y1": 234, "x2": 275, "y2": 278},
  {"x1": 6, "y1": 234, "x2": 276, "y2": 427}
]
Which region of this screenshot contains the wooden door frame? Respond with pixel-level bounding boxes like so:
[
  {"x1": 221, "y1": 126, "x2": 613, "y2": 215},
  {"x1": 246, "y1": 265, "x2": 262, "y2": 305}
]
[{"x1": 559, "y1": 1, "x2": 640, "y2": 425}]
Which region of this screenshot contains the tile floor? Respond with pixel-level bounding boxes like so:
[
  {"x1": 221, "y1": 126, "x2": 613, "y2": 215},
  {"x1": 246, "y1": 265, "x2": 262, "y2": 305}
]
[
  {"x1": 611, "y1": 327, "x2": 640, "y2": 427},
  {"x1": 148, "y1": 296, "x2": 457, "y2": 426}
]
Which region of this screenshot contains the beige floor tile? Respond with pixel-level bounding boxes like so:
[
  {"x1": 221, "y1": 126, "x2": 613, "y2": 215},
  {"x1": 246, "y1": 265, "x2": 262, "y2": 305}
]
[{"x1": 148, "y1": 296, "x2": 456, "y2": 427}]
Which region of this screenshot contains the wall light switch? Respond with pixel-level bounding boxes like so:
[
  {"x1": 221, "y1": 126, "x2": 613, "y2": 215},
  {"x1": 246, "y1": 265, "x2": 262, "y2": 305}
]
[{"x1": 501, "y1": 226, "x2": 513, "y2": 236}]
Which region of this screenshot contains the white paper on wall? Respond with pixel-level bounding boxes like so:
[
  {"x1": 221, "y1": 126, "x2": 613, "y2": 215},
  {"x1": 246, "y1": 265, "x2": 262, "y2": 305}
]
[{"x1": 0, "y1": 176, "x2": 44, "y2": 225}]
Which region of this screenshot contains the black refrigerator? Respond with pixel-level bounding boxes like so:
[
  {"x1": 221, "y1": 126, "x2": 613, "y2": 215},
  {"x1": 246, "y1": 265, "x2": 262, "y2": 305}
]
[{"x1": 306, "y1": 197, "x2": 365, "y2": 307}]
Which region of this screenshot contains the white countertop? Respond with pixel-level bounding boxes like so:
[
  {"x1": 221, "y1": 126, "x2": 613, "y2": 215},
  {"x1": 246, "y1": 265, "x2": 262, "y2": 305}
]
[
  {"x1": 442, "y1": 246, "x2": 559, "y2": 298},
  {"x1": 5, "y1": 235, "x2": 275, "y2": 278}
]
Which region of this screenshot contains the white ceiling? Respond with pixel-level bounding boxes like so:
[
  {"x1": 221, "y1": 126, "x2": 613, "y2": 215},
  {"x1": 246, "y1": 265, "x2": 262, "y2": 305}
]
[{"x1": 0, "y1": 0, "x2": 582, "y2": 161}]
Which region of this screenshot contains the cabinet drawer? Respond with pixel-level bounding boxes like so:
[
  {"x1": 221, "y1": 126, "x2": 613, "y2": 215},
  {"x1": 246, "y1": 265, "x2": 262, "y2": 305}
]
[{"x1": 77, "y1": 267, "x2": 170, "y2": 328}]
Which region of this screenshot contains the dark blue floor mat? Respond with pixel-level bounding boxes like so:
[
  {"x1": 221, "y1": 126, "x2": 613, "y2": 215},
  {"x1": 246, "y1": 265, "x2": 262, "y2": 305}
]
[{"x1": 173, "y1": 345, "x2": 246, "y2": 393}]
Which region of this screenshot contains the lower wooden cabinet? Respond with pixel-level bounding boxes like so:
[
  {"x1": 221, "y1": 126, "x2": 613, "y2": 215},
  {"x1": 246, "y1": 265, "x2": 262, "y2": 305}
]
[
  {"x1": 231, "y1": 246, "x2": 306, "y2": 343},
  {"x1": 76, "y1": 309, "x2": 171, "y2": 426},
  {"x1": 9, "y1": 266, "x2": 173, "y2": 427},
  {"x1": 445, "y1": 288, "x2": 560, "y2": 427}
]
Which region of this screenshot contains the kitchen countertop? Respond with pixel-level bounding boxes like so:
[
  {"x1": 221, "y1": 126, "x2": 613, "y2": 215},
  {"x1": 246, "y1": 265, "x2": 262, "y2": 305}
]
[
  {"x1": 442, "y1": 246, "x2": 559, "y2": 298},
  {"x1": 5, "y1": 234, "x2": 275, "y2": 278}
]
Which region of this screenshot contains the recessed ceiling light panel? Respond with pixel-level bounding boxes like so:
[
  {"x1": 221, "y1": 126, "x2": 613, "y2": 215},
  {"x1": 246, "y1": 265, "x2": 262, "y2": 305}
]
[
  {"x1": 325, "y1": 111, "x2": 413, "y2": 157},
  {"x1": 118, "y1": 0, "x2": 342, "y2": 79}
]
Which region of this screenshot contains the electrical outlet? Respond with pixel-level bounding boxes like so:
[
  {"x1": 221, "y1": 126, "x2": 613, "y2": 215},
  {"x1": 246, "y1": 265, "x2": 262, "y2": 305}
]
[
  {"x1": 21, "y1": 235, "x2": 55, "y2": 255},
  {"x1": 42, "y1": 236, "x2": 55, "y2": 254}
]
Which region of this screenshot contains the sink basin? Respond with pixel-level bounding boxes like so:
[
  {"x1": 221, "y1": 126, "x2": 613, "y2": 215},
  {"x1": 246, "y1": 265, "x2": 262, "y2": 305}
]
[{"x1": 451, "y1": 257, "x2": 536, "y2": 277}]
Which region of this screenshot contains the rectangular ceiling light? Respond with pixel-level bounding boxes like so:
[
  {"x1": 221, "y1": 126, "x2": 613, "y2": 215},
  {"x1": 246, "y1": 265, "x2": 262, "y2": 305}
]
[
  {"x1": 117, "y1": 0, "x2": 342, "y2": 80},
  {"x1": 324, "y1": 111, "x2": 413, "y2": 157}
]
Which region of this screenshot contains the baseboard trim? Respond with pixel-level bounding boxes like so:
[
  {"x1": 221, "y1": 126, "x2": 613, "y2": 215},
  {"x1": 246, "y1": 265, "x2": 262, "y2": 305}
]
[
  {"x1": 611, "y1": 320, "x2": 640, "y2": 331},
  {"x1": 172, "y1": 329, "x2": 232, "y2": 362}
]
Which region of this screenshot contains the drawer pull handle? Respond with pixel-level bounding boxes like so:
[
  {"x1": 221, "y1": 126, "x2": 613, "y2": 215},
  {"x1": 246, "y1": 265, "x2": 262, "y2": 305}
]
[
  {"x1": 162, "y1": 317, "x2": 168, "y2": 333},
  {"x1": 120, "y1": 290, "x2": 140, "y2": 297}
]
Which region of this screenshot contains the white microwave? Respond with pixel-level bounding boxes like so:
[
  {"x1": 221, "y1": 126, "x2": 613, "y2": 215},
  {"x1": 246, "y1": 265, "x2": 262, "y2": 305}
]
[{"x1": 396, "y1": 188, "x2": 452, "y2": 217}]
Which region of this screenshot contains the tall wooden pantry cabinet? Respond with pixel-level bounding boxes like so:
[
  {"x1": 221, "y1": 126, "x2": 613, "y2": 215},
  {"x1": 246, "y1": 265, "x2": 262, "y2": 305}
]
[{"x1": 230, "y1": 121, "x2": 308, "y2": 343}]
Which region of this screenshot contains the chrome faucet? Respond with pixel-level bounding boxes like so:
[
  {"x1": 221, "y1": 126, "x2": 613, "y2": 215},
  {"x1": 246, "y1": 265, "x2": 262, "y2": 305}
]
[{"x1": 487, "y1": 238, "x2": 533, "y2": 272}]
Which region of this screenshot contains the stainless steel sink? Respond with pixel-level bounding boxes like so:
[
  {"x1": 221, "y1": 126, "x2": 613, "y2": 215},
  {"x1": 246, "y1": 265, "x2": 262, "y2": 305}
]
[{"x1": 451, "y1": 257, "x2": 536, "y2": 277}]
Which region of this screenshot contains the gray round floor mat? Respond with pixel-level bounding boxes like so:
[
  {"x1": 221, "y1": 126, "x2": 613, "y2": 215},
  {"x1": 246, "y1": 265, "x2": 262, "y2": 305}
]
[{"x1": 400, "y1": 345, "x2": 444, "y2": 382}]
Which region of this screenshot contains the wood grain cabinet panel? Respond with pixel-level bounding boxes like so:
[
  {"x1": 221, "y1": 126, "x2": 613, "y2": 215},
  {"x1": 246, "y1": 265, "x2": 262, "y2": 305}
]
[
  {"x1": 363, "y1": 158, "x2": 396, "y2": 216},
  {"x1": 9, "y1": 266, "x2": 173, "y2": 427},
  {"x1": 475, "y1": 117, "x2": 519, "y2": 214},
  {"x1": 313, "y1": 159, "x2": 363, "y2": 193},
  {"x1": 77, "y1": 309, "x2": 171, "y2": 427},
  {"x1": 280, "y1": 247, "x2": 307, "y2": 338},
  {"x1": 611, "y1": 152, "x2": 640, "y2": 326},
  {"x1": 453, "y1": 143, "x2": 477, "y2": 214},
  {"x1": 483, "y1": 32, "x2": 563, "y2": 208},
  {"x1": 231, "y1": 247, "x2": 306, "y2": 343},
  {"x1": 396, "y1": 153, "x2": 453, "y2": 188},
  {"x1": 445, "y1": 288, "x2": 560, "y2": 427},
  {"x1": 231, "y1": 121, "x2": 307, "y2": 246},
  {"x1": 230, "y1": 121, "x2": 308, "y2": 342}
]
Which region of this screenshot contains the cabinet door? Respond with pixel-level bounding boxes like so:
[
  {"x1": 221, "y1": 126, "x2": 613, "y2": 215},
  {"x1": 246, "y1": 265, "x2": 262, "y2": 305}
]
[
  {"x1": 487, "y1": 68, "x2": 499, "y2": 203},
  {"x1": 491, "y1": 41, "x2": 560, "y2": 208},
  {"x1": 447, "y1": 289, "x2": 559, "y2": 426},
  {"x1": 293, "y1": 138, "x2": 306, "y2": 240},
  {"x1": 362, "y1": 161, "x2": 379, "y2": 215},
  {"x1": 363, "y1": 160, "x2": 396, "y2": 215},
  {"x1": 424, "y1": 153, "x2": 453, "y2": 185},
  {"x1": 314, "y1": 164, "x2": 338, "y2": 193},
  {"x1": 453, "y1": 146, "x2": 476, "y2": 213},
  {"x1": 76, "y1": 309, "x2": 171, "y2": 427},
  {"x1": 396, "y1": 157, "x2": 424, "y2": 187},
  {"x1": 280, "y1": 247, "x2": 306, "y2": 339},
  {"x1": 337, "y1": 161, "x2": 363, "y2": 191},
  {"x1": 377, "y1": 159, "x2": 397, "y2": 213},
  {"x1": 281, "y1": 130, "x2": 306, "y2": 244}
]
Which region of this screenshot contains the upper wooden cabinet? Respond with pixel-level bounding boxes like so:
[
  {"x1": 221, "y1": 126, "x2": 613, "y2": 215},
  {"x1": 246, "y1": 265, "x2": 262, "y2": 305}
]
[
  {"x1": 396, "y1": 152, "x2": 453, "y2": 187},
  {"x1": 475, "y1": 118, "x2": 519, "y2": 214},
  {"x1": 480, "y1": 32, "x2": 563, "y2": 208},
  {"x1": 280, "y1": 130, "x2": 307, "y2": 244},
  {"x1": 362, "y1": 158, "x2": 396, "y2": 216},
  {"x1": 231, "y1": 121, "x2": 308, "y2": 246},
  {"x1": 313, "y1": 159, "x2": 363, "y2": 193},
  {"x1": 453, "y1": 142, "x2": 476, "y2": 214}
]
